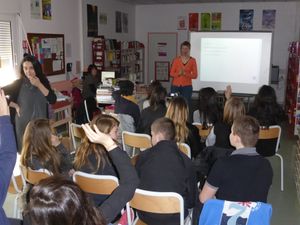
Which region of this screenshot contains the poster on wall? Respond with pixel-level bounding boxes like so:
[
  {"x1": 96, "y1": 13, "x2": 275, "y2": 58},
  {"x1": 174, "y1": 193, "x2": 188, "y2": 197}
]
[
  {"x1": 31, "y1": 0, "x2": 41, "y2": 19},
  {"x1": 116, "y1": 11, "x2": 122, "y2": 33},
  {"x1": 262, "y1": 9, "x2": 276, "y2": 29},
  {"x1": 122, "y1": 13, "x2": 128, "y2": 33},
  {"x1": 177, "y1": 16, "x2": 187, "y2": 30},
  {"x1": 211, "y1": 12, "x2": 222, "y2": 30},
  {"x1": 201, "y1": 13, "x2": 211, "y2": 30},
  {"x1": 99, "y1": 13, "x2": 107, "y2": 25},
  {"x1": 189, "y1": 13, "x2": 199, "y2": 31},
  {"x1": 155, "y1": 61, "x2": 170, "y2": 81},
  {"x1": 239, "y1": 9, "x2": 254, "y2": 31},
  {"x1": 42, "y1": 0, "x2": 52, "y2": 20},
  {"x1": 87, "y1": 4, "x2": 98, "y2": 37}
]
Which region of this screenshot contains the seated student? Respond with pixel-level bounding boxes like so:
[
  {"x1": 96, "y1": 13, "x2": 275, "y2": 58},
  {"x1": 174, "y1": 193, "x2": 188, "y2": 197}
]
[
  {"x1": 112, "y1": 80, "x2": 140, "y2": 127},
  {"x1": 74, "y1": 114, "x2": 120, "y2": 206},
  {"x1": 165, "y1": 96, "x2": 202, "y2": 158},
  {"x1": 0, "y1": 89, "x2": 17, "y2": 225},
  {"x1": 200, "y1": 115, "x2": 273, "y2": 204},
  {"x1": 137, "y1": 86, "x2": 167, "y2": 134},
  {"x1": 193, "y1": 87, "x2": 221, "y2": 126},
  {"x1": 136, "y1": 117, "x2": 197, "y2": 225},
  {"x1": 206, "y1": 97, "x2": 245, "y2": 149},
  {"x1": 20, "y1": 118, "x2": 73, "y2": 176},
  {"x1": 248, "y1": 85, "x2": 286, "y2": 127},
  {"x1": 142, "y1": 80, "x2": 162, "y2": 109},
  {"x1": 24, "y1": 123, "x2": 139, "y2": 225},
  {"x1": 75, "y1": 97, "x2": 101, "y2": 124},
  {"x1": 82, "y1": 64, "x2": 100, "y2": 100}
]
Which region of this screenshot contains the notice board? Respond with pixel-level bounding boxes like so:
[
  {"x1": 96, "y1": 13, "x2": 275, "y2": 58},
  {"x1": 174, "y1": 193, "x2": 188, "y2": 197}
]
[{"x1": 27, "y1": 33, "x2": 65, "y2": 76}]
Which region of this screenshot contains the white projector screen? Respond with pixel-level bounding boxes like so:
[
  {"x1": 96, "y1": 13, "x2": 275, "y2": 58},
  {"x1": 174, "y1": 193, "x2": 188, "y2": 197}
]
[{"x1": 190, "y1": 32, "x2": 272, "y2": 94}]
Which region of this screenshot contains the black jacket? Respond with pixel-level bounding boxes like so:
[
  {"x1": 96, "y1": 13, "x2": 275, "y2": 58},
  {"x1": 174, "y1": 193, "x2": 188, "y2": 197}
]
[{"x1": 136, "y1": 140, "x2": 197, "y2": 225}]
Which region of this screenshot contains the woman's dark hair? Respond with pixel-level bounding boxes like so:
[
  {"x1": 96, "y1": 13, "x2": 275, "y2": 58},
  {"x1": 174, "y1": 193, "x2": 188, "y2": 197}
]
[
  {"x1": 147, "y1": 80, "x2": 162, "y2": 99},
  {"x1": 180, "y1": 41, "x2": 191, "y2": 49},
  {"x1": 149, "y1": 86, "x2": 167, "y2": 110},
  {"x1": 250, "y1": 85, "x2": 285, "y2": 126},
  {"x1": 20, "y1": 55, "x2": 46, "y2": 81},
  {"x1": 198, "y1": 87, "x2": 221, "y2": 125},
  {"x1": 87, "y1": 64, "x2": 97, "y2": 74},
  {"x1": 26, "y1": 176, "x2": 106, "y2": 225},
  {"x1": 119, "y1": 80, "x2": 134, "y2": 96}
]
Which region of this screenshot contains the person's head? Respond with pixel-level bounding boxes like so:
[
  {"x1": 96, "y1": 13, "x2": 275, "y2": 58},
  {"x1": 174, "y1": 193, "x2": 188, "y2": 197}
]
[
  {"x1": 151, "y1": 117, "x2": 176, "y2": 145},
  {"x1": 26, "y1": 176, "x2": 105, "y2": 225},
  {"x1": 20, "y1": 119, "x2": 61, "y2": 174},
  {"x1": 87, "y1": 64, "x2": 98, "y2": 77},
  {"x1": 223, "y1": 97, "x2": 246, "y2": 125},
  {"x1": 180, "y1": 41, "x2": 191, "y2": 57},
  {"x1": 74, "y1": 114, "x2": 119, "y2": 172},
  {"x1": 149, "y1": 86, "x2": 167, "y2": 109},
  {"x1": 20, "y1": 55, "x2": 44, "y2": 80},
  {"x1": 255, "y1": 85, "x2": 277, "y2": 106},
  {"x1": 165, "y1": 96, "x2": 189, "y2": 142},
  {"x1": 230, "y1": 115, "x2": 260, "y2": 149},
  {"x1": 147, "y1": 80, "x2": 162, "y2": 99},
  {"x1": 198, "y1": 87, "x2": 220, "y2": 124},
  {"x1": 119, "y1": 80, "x2": 134, "y2": 96}
]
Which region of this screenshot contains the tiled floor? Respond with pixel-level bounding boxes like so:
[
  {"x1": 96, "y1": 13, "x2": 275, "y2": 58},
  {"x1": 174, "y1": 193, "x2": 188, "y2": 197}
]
[{"x1": 3, "y1": 124, "x2": 300, "y2": 224}]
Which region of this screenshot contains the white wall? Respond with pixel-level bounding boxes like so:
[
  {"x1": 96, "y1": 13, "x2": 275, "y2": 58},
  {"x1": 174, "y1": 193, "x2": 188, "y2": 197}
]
[
  {"x1": 135, "y1": 2, "x2": 299, "y2": 103},
  {"x1": 0, "y1": 0, "x2": 82, "y2": 82},
  {"x1": 82, "y1": 0, "x2": 135, "y2": 67}
]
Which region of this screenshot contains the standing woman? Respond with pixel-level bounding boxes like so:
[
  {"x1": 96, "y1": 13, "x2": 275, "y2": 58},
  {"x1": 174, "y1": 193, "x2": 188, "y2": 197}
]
[
  {"x1": 3, "y1": 55, "x2": 56, "y2": 151},
  {"x1": 170, "y1": 41, "x2": 198, "y2": 105}
]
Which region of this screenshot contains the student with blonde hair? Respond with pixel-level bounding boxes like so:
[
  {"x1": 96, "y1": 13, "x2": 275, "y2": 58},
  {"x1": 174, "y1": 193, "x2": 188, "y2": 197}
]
[
  {"x1": 20, "y1": 118, "x2": 72, "y2": 175},
  {"x1": 206, "y1": 97, "x2": 246, "y2": 149},
  {"x1": 165, "y1": 96, "x2": 201, "y2": 158}
]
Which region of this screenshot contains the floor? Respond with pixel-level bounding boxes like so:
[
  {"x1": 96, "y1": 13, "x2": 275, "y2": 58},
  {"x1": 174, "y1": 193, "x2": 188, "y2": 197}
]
[{"x1": 3, "y1": 123, "x2": 300, "y2": 224}]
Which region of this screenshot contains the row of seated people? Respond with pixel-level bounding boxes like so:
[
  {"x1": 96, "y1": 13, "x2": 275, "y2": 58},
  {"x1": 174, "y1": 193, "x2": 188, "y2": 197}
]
[{"x1": 1, "y1": 106, "x2": 273, "y2": 225}]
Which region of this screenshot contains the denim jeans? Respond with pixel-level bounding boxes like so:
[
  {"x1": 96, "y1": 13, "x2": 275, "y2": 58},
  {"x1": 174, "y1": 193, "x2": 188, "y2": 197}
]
[{"x1": 170, "y1": 85, "x2": 193, "y2": 105}]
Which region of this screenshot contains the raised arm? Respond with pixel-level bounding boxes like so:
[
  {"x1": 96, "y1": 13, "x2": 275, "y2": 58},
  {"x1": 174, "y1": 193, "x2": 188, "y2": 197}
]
[
  {"x1": 82, "y1": 124, "x2": 139, "y2": 223},
  {"x1": 0, "y1": 89, "x2": 17, "y2": 224}
]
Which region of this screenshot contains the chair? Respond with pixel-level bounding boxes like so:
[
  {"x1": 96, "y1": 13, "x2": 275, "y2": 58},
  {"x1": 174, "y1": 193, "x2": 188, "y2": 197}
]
[
  {"x1": 178, "y1": 143, "x2": 191, "y2": 158},
  {"x1": 73, "y1": 171, "x2": 132, "y2": 223},
  {"x1": 73, "y1": 171, "x2": 119, "y2": 195},
  {"x1": 192, "y1": 123, "x2": 212, "y2": 139},
  {"x1": 19, "y1": 165, "x2": 51, "y2": 186},
  {"x1": 8, "y1": 175, "x2": 24, "y2": 218},
  {"x1": 256, "y1": 125, "x2": 284, "y2": 191},
  {"x1": 70, "y1": 123, "x2": 85, "y2": 151},
  {"x1": 128, "y1": 188, "x2": 184, "y2": 225},
  {"x1": 84, "y1": 99, "x2": 91, "y2": 122},
  {"x1": 199, "y1": 199, "x2": 272, "y2": 225},
  {"x1": 122, "y1": 131, "x2": 152, "y2": 157}
]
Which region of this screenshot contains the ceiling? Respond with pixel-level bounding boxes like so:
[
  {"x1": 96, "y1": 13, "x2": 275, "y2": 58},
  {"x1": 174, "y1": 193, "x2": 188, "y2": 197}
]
[{"x1": 118, "y1": 0, "x2": 297, "y2": 4}]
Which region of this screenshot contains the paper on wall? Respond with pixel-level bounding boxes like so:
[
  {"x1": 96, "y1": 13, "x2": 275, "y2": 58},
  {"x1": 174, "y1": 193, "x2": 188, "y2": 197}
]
[{"x1": 53, "y1": 60, "x2": 62, "y2": 71}]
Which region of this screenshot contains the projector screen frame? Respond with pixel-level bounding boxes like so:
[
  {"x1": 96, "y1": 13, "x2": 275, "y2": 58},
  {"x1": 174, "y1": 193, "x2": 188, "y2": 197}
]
[{"x1": 189, "y1": 31, "x2": 273, "y2": 95}]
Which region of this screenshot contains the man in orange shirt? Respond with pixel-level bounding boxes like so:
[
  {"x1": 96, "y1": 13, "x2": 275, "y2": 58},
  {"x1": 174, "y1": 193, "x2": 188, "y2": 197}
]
[{"x1": 170, "y1": 41, "x2": 198, "y2": 106}]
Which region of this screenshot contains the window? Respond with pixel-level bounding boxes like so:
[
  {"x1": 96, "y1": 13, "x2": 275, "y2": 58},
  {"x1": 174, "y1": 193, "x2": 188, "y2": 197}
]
[{"x1": 0, "y1": 18, "x2": 17, "y2": 87}]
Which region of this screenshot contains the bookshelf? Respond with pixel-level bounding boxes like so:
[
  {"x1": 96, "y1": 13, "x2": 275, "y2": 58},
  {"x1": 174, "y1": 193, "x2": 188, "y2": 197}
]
[
  {"x1": 105, "y1": 39, "x2": 121, "y2": 77},
  {"x1": 121, "y1": 41, "x2": 145, "y2": 83},
  {"x1": 92, "y1": 36, "x2": 105, "y2": 71},
  {"x1": 50, "y1": 100, "x2": 72, "y2": 136},
  {"x1": 285, "y1": 41, "x2": 300, "y2": 135}
]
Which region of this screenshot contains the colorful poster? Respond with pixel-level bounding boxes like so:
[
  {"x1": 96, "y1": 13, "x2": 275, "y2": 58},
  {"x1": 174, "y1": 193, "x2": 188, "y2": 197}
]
[
  {"x1": 87, "y1": 4, "x2": 98, "y2": 37},
  {"x1": 177, "y1": 16, "x2": 187, "y2": 30},
  {"x1": 239, "y1": 9, "x2": 254, "y2": 31},
  {"x1": 31, "y1": 0, "x2": 41, "y2": 19},
  {"x1": 211, "y1": 12, "x2": 222, "y2": 31},
  {"x1": 262, "y1": 9, "x2": 276, "y2": 29},
  {"x1": 42, "y1": 0, "x2": 51, "y2": 20},
  {"x1": 201, "y1": 13, "x2": 211, "y2": 31},
  {"x1": 189, "y1": 13, "x2": 199, "y2": 31},
  {"x1": 116, "y1": 11, "x2": 122, "y2": 33},
  {"x1": 122, "y1": 13, "x2": 128, "y2": 33}
]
